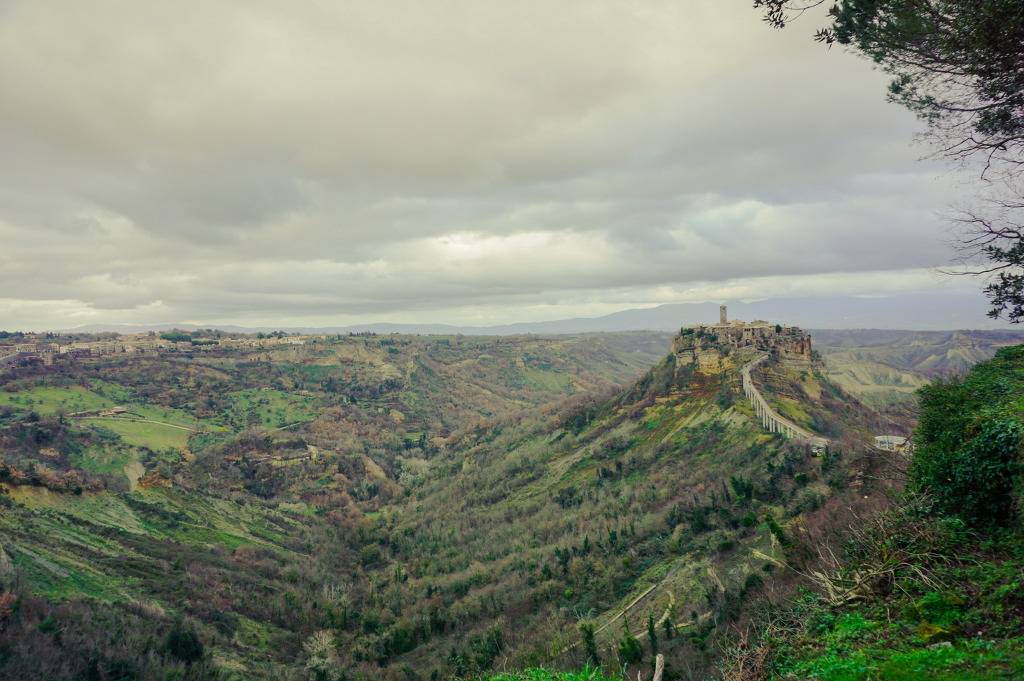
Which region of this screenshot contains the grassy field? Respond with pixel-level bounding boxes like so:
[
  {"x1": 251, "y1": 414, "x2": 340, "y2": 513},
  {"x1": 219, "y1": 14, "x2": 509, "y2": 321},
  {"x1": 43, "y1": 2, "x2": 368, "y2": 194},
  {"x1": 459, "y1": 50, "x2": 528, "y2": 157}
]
[
  {"x1": 128, "y1": 403, "x2": 203, "y2": 427},
  {"x1": 0, "y1": 385, "x2": 115, "y2": 414},
  {"x1": 81, "y1": 417, "x2": 192, "y2": 450},
  {"x1": 0, "y1": 381, "x2": 224, "y2": 452},
  {"x1": 223, "y1": 388, "x2": 319, "y2": 429},
  {"x1": 78, "y1": 400, "x2": 219, "y2": 451},
  {"x1": 68, "y1": 441, "x2": 138, "y2": 475}
]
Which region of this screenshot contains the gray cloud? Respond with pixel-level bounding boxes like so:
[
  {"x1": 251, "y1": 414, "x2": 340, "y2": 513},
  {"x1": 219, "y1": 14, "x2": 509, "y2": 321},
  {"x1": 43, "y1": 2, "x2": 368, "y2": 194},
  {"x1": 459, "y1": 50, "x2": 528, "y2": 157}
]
[{"x1": 0, "y1": 0, "x2": 979, "y2": 330}]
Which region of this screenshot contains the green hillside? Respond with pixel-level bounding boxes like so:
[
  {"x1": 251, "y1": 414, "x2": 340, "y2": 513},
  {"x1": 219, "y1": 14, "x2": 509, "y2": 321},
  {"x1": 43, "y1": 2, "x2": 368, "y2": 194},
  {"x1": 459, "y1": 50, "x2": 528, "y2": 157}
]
[
  {"x1": 325, "y1": 341, "x2": 880, "y2": 678},
  {"x1": 816, "y1": 330, "x2": 1024, "y2": 418},
  {"x1": 0, "y1": 329, "x2": 973, "y2": 680},
  {"x1": 721, "y1": 345, "x2": 1024, "y2": 680},
  {"x1": 0, "y1": 332, "x2": 674, "y2": 679},
  {"x1": 481, "y1": 671, "x2": 622, "y2": 681}
]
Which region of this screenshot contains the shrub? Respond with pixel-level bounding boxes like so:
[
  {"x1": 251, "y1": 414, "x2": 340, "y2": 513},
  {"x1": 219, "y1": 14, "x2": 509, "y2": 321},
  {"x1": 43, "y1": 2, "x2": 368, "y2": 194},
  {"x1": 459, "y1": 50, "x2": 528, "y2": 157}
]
[
  {"x1": 578, "y1": 622, "x2": 599, "y2": 667},
  {"x1": 742, "y1": 572, "x2": 763, "y2": 594},
  {"x1": 303, "y1": 630, "x2": 342, "y2": 681},
  {"x1": 163, "y1": 617, "x2": 204, "y2": 664},
  {"x1": 765, "y1": 513, "x2": 789, "y2": 547},
  {"x1": 911, "y1": 357, "x2": 1024, "y2": 527},
  {"x1": 729, "y1": 476, "x2": 754, "y2": 502},
  {"x1": 616, "y1": 623, "x2": 643, "y2": 664}
]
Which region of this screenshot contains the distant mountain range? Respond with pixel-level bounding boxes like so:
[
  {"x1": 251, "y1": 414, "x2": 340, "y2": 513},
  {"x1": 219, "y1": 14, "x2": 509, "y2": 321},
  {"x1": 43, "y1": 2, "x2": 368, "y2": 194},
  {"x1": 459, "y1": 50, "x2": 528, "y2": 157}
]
[{"x1": 64, "y1": 292, "x2": 1021, "y2": 336}]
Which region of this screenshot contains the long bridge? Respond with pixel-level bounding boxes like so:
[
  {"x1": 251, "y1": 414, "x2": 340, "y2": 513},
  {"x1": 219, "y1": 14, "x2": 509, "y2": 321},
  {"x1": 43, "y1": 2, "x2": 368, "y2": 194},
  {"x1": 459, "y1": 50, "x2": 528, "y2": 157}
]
[{"x1": 741, "y1": 354, "x2": 828, "y2": 450}]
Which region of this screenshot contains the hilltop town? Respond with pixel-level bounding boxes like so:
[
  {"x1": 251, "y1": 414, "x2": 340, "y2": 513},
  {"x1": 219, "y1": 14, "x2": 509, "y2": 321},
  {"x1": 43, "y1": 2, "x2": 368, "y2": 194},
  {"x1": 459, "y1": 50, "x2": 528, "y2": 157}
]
[
  {"x1": 672, "y1": 305, "x2": 814, "y2": 374},
  {"x1": 0, "y1": 330, "x2": 328, "y2": 370}
]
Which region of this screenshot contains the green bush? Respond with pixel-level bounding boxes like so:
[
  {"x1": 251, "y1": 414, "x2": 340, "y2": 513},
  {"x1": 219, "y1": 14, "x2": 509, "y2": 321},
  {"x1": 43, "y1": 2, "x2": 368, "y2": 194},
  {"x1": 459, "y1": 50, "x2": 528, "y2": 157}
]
[
  {"x1": 765, "y1": 513, "x2": 789, "y2": 547},
  {"x1": 925, "y1": 418, "x2": 1021, "y2": 524},
  {"x1": 910, "y1": 346, "x2": 1024, "y2": 527},
  {"x1": 163, "y1": 618, "x2": 204, "y2": 664},
  {"x1": 578, "y1": 622, "x2": 599, "y2": 667},
  {"x1": 616, "y1": 624, "x2": 643, "y2": 664}
]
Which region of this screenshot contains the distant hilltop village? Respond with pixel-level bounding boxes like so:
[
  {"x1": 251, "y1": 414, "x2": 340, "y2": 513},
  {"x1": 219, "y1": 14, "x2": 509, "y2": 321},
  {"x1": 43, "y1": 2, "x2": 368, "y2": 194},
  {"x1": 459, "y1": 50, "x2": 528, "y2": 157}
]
[
  {"x1": 0, "y1": 332, "x2": 324, "y2": 370},
  {"x1": 673, "y1": 305, "x2": 813, "y2": 373}
]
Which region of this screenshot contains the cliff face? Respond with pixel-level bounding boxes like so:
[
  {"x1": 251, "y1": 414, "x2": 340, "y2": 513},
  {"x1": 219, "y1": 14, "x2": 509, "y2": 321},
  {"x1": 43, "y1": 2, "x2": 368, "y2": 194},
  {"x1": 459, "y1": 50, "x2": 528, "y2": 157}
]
[{"x1": 670, "y1": 329, "x2": 734, "y2": 375}]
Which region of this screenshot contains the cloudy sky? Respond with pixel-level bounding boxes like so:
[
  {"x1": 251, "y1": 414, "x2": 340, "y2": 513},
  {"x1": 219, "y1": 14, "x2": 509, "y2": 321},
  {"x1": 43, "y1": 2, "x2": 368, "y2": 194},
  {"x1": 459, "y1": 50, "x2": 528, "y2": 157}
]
[{"x1": 0, "y1": 0, "x2": 987, "y2": 331}]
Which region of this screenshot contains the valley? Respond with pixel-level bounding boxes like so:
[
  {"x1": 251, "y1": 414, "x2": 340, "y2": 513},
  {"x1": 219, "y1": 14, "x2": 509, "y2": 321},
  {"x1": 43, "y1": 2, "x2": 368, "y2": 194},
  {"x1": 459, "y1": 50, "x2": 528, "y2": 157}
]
[
  {"x1": 815, "y1": 329, "x2": 1024, "y2": 419},
  {"x1": 0, "y1": 321, "x2": 892, "y2": 679},
  {"x1": 0, "y1": 322, "x2": 1020, "y2": 679},
  {"x1": 5, "y1": 2, "x2": 1024, "y2": 679}
]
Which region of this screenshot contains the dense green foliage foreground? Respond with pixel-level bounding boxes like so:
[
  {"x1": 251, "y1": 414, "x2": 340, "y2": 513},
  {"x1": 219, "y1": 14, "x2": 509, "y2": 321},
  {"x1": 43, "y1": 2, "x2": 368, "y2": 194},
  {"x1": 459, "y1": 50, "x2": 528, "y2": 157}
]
[{"x1": 721, "y1": 346, "x2": 1024, "y2": 680}]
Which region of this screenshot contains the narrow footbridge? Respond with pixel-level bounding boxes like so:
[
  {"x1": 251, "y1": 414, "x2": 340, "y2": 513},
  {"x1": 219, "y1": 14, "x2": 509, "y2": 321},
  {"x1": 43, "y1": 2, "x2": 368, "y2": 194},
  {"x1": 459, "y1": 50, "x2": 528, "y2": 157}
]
[{"x1": 741, "y1": 355, "x2": 828, "y2": 449}]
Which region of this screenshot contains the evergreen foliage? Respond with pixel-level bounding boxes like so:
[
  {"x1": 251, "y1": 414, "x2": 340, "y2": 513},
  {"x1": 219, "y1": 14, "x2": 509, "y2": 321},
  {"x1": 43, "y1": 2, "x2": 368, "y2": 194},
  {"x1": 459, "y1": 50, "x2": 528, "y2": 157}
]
[
  {"x1": 164, "y1": 617, "x2": 205, "y2": 664},
  {"x1": 910, "y1": 345, "x2": 1024, "y2": 526},
  {"x1": 578, "y1": 622, "x2": 600, "y2": 668},
  {"x1": 616, "y1": 623, "x2": 643, "y2": 665}
]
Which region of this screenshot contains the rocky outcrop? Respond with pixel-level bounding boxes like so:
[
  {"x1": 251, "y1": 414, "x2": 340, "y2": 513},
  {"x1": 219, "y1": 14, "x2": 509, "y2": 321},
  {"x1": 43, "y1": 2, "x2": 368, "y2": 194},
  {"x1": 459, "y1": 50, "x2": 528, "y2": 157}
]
[{"x1": 673, "y1": 319, "x2": 813, "y2": 375}]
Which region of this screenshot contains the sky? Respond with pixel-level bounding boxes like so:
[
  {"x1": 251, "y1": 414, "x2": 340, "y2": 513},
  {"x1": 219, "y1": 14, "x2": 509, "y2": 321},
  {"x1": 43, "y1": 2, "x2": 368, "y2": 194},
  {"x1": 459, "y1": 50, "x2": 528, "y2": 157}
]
[{"x1": 0, "y1": 0, "x2": 991, "y2": 331}]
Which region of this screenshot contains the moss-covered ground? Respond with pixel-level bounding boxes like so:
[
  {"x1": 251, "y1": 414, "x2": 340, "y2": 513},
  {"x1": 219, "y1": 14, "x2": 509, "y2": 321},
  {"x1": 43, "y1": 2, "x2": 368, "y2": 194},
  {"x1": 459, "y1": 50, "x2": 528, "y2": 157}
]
[{"x1": 754, "y1": 528, "x2": 1024, "y2": 680}]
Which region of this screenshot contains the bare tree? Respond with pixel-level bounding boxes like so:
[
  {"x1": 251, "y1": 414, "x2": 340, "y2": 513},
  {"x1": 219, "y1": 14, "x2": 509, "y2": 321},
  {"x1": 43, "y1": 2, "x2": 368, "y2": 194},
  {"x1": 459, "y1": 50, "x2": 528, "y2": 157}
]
[
  {"x1": 948, "y1": 189, "x2": 1024, "y2": 320},
  {"x1": 757, "y1": 1, "x2": 1024, "y2": 319}
]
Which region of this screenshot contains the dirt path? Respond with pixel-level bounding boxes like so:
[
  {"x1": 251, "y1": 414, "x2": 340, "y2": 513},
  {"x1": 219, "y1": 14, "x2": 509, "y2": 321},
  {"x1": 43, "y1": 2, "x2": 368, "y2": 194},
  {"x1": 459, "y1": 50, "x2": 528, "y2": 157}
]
[
  {"x1": 272, "y1": 420, "x2": 313, "y2": 432},
  {"x1": 592, "y1": 579, "x2": 666, "y2": 637},
  {"x1": 79, "y1": 415, "x2": 196, "y2": 432},
  {"x1": 561, "y1": 558, "x2": 703, "y2": 654}
]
